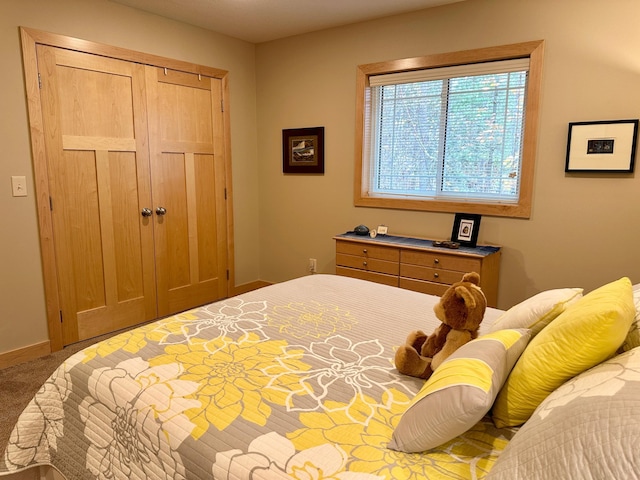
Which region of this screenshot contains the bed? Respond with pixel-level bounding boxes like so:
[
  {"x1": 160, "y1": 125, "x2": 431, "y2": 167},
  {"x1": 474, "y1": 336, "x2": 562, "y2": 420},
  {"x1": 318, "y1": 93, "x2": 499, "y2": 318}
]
[{"x1": 0, "y1": 274, "x2": 515, "y2": 480}]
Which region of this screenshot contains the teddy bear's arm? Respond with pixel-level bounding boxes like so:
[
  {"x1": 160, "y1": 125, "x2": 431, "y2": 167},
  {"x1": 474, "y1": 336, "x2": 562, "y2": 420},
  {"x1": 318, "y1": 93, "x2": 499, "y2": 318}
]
[
  {"x1": 404, "y1": 330, "x2": 428, "y2": 353},
  {"x1": 431, "y1": 329, "x2": 473, "y2": 371},
  {"x1": 421, "y1": 324, "x2": 452, "y2": 358}
]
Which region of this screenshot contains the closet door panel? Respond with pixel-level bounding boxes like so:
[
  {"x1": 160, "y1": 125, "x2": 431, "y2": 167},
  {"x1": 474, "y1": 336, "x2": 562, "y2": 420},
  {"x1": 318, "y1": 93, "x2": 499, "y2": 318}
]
[
  {"x1": 160, "y1": 152, "x2": 191, "y2": 290},
  {"x1": 56, "y1": 150, "x2": 105, "y2": 315},
  {"x1": 37, "y1": 45, "x2": 156, "y2": 345},
  {"x1": 194, "y1": 154, "x2": 218, "y2": 281},
  {"x1": 147, "y1": 66, "x2": 228, "y2": 316},
  {"x1": 109, "y1": 151, "x2": 147, "y2": 302}
]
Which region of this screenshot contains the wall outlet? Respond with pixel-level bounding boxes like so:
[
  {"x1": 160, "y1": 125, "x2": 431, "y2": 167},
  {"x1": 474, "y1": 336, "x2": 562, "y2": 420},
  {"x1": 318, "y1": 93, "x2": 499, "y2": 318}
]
[{"x1": 308, "y1": 258, "x2": 317, "y2": 274}]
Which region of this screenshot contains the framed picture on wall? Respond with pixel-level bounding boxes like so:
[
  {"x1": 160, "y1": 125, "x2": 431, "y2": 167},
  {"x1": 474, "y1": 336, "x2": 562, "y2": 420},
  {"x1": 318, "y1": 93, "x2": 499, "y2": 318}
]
[
  {"x1": 282, "y1": 127, "x2": 324, "y2": 174},
  {"x1": 565, "y1": 119, "x2": 638, "y2": 172},
  {"x1": 451, "y1": 213, "x2": 481, "y2": 247}
]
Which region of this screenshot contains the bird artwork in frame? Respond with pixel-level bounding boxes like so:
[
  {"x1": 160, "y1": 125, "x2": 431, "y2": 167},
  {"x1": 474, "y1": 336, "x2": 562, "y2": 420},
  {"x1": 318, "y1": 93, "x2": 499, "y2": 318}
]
[{"x1": 283, "y1": 127, "x2": 324, "y2": 174}]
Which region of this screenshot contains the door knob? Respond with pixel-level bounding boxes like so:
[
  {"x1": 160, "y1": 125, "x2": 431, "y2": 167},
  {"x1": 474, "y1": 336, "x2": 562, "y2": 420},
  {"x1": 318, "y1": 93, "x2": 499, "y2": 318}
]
[
  {"x1": 141, "y1": 208, "x2": 153, "y2": 217},
  {"x1": 156, "y1": 207, "x2": 167, "y2": 216}
]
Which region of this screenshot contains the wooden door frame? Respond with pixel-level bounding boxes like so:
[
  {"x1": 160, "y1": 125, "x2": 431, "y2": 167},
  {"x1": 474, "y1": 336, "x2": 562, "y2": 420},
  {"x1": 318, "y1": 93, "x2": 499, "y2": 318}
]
[{"x1": 20, "y1": 27, "x2": 235, "y2": 351}]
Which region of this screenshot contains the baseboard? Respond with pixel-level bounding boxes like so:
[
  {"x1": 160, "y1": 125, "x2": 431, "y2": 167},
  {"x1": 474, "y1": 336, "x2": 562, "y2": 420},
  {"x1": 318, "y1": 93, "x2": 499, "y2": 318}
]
[
  {"x1": 232, "y1": 280, "x2": 272, "y2": 296},
  {"x1": 0, "y1": 340, "x2": 51, "y2": 370}
]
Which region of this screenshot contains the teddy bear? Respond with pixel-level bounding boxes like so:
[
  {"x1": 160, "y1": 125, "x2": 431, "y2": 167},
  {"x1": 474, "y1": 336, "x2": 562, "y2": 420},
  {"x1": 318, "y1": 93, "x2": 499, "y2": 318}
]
[{"x1": 394, "y1": 271, "x2": 487, "y2": 379}]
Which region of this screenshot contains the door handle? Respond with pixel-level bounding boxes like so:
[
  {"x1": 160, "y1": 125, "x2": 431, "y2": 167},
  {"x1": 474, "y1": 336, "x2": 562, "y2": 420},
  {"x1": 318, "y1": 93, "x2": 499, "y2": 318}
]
[
  {"x1": 156, "y1": 207, "x2": 167, "y2": 216},
  {"x1": 141, "y1": 208, "x2": 153, "y2": 217}
]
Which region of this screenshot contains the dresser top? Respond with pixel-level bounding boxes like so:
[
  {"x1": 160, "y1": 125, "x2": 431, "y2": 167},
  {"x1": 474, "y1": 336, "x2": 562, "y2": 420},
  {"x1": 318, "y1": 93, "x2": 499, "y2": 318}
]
[{"x1": 334, "y1": 232, "x2": 500, "y2": 257}]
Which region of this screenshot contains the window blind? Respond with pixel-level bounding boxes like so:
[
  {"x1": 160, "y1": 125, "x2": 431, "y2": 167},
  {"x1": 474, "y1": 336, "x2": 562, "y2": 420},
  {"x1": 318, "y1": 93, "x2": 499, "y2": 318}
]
[
  {"x1": 369, "y1": 58, "x2": 530, "y2": 87},
  {"x1": 368, "y1": 58, "x2": 529, "y2": 202}
]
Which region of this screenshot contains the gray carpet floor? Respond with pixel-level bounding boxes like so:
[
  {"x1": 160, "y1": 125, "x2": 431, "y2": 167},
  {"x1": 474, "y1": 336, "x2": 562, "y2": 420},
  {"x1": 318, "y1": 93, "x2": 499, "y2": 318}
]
[{"x1": 0, "y1": 327, "x2": 142, "y2": 457}]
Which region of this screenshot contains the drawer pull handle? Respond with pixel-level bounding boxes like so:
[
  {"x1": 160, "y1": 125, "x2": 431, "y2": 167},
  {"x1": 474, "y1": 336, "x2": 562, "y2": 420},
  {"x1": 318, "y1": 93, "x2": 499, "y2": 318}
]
[
  {"x1": 434, "y1": 258, "x2": 440, "y2": 264},
  {"x1": 363, "y1": 261, "x2": 368, "y2": 267},
  {"x1": 433, "y1": 273, "x2": 439, "y2": 278},
  {"x1": 363, "y1": 248, "x2": 368, "y2": 254}
]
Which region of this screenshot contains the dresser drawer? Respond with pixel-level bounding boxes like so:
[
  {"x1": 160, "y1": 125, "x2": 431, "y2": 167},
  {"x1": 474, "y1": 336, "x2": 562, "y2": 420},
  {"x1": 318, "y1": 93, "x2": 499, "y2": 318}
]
[
  {"x1": 336, "y1": 266, "x2": 399, "y2": 287},
  {"x1": 399, "y1": 278, "x2": 450, "y2": 297},
  {"x1": 336, "y1": 240, "x2": 399, "y2": 262},
  {"x1": 334, "y1": 234, "x2": 501, "y2": 307},
  {"x1": 336, "y1": 253, "x2": 399, "y2": 276},
  {"x1": 401, "y1": 250, "x2": 481, "y2": 272},
  {"x1": 400, "y1": 264, "x2": 465, "y2": 285}
]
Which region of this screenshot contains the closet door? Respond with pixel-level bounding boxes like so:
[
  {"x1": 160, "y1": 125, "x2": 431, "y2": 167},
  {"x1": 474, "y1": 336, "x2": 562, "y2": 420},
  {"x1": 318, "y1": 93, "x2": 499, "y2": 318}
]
[
  {"x1": 146, "y1": 67, "x2": 228, "y2": 316},
  {"x1": 37, "y1": 46, "x2": 157, "y2": 345}
]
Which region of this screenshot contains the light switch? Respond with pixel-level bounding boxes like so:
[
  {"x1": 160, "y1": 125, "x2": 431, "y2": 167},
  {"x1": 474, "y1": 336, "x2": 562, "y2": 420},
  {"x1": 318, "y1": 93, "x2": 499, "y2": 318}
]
[{"x1": 11, "y1": 176, "x2": 27, "y2": 197}]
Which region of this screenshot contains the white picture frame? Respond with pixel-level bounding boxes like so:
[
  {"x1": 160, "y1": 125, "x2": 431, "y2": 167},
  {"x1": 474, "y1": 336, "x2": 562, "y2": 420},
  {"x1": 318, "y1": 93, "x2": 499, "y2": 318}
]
[{"x1": 565, "y1": 119, "x2": 638, "y2": 172}]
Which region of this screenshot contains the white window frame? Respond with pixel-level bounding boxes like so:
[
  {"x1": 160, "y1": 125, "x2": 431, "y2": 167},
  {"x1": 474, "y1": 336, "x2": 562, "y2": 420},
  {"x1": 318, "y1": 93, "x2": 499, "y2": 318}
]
[{"x1": 354, "y1": 41, "x2": 545, "y2": 218}]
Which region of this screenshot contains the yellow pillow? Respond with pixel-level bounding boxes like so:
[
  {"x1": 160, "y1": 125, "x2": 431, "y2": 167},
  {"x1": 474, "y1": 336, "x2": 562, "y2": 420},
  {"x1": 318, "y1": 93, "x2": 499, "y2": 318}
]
[{"x1": 492, "y1": 277, "x2": 635, "y2": 428}]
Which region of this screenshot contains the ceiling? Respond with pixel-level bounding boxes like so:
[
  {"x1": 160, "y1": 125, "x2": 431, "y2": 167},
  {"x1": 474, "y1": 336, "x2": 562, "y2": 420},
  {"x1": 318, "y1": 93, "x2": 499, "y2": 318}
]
[{"x1": 110, "y1": 0, "x2": 465, "y2": 44}]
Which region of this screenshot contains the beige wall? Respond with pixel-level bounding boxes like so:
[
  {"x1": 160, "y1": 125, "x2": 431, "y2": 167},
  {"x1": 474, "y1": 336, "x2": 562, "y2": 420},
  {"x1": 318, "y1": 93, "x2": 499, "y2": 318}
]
[
  {"x1": 0, "y1": 0, "x2": 260, "y2": 354},
  {"x1": 255, "y1": 0, "x2": 640, "y2": 309}
]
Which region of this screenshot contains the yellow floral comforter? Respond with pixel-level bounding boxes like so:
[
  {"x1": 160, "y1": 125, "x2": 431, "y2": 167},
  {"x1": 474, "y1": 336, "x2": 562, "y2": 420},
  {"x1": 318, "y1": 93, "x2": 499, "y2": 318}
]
[{"x1": 0, "y1": 274, "x2": 516, "y2": 479}]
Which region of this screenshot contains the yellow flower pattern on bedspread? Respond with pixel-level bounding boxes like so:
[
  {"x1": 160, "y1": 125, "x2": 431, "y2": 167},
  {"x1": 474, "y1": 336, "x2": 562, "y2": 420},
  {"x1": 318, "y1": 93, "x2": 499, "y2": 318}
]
[
  {"x1": 268, "y1": 301, "x2": 357, "y2": 338},
  {"x1": 0, "y1": 276, "x2": 517, "y2": 480},
  {"x1": 150, "y1": 335, "x2": 309, "y2": 437}
]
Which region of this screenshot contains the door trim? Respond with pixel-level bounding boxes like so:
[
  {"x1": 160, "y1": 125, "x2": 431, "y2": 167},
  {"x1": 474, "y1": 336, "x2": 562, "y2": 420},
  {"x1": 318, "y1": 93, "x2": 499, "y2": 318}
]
[{"x1": 20, "y1": 27, "x2": 235, "y2": 351}]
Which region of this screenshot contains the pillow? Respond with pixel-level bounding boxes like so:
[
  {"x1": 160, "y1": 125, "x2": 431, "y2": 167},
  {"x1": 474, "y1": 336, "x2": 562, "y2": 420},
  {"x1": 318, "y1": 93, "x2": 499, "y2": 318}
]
[
  {"x1": 492, "y1": 277, "x2": 635, "y2": 428},
  {"x1": 388, "y1": 328, "x2": 530, "y2": 453},
  {"x1": 487, "y1": 288, "x2": 583, "y2": 337},
  {"x1": 487, "y1": 346, "x2": 640, "y2": 479},
  {"x1": 619, "y1": 285, "x2": 640, "y2": 352}
]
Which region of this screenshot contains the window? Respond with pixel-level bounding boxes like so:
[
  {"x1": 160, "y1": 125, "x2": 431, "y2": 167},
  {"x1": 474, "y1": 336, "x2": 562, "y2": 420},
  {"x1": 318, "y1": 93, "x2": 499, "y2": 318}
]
[{"x1": 355, "y1": 41, "x2": 544, "y2": 218}]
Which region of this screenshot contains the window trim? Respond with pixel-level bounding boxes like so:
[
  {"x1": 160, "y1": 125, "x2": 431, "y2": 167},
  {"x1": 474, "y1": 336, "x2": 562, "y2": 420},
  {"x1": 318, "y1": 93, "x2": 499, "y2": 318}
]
[{"x1": 354, "y1": 40, "x2": 544, "y2": 218}]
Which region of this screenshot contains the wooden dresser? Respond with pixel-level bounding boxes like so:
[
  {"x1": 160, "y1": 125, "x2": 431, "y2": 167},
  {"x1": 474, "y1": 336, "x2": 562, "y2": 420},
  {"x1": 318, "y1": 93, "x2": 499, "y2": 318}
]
[{"x1": 334, "y1": 233, "x2": 501, "y2": 307}]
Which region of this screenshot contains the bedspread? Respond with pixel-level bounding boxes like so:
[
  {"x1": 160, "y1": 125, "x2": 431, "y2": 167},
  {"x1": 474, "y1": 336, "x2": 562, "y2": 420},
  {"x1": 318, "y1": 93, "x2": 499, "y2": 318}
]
[{"x1": 0, "y1": 274, "x2": 515, "y2": 479}]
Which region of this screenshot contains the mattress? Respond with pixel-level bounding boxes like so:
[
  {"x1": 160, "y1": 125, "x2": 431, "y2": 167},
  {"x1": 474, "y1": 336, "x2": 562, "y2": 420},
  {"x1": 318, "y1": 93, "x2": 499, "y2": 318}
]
[{"x1": 0, "y1": 274, "x2": 516, "y2": 479}]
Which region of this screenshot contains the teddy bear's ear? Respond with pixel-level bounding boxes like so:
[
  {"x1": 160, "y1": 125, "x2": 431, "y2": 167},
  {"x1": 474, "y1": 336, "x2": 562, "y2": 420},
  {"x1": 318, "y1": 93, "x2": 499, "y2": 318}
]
[
  {"x1": 454, "y1": 285, "x2": 478, "y2": 309},
  {"x1": 462, "y1": 272, "x2": 480, "y2": 286}
]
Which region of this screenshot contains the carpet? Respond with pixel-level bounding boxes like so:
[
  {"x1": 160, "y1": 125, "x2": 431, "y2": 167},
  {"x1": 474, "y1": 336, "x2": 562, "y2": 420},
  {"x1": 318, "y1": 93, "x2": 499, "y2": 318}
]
[{"x1": 0, "y1": 325, "x2": 147, "y2": 457}]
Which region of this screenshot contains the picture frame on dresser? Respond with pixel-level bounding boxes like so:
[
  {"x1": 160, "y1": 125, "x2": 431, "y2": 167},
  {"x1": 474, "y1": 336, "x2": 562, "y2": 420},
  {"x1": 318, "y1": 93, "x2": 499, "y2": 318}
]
[{"x1": 451, "y1": 213, "x2": 481, "y2": 248}]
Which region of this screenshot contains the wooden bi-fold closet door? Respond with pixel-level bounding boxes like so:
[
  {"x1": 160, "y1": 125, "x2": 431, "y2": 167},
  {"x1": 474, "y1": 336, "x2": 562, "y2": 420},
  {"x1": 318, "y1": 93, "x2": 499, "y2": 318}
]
[
  {"x1": 36, "y1": 44, "x2": 228, "y2": 346},
  {"x1": 146, "y1": 66, "x2": 228, "y2": 317}
]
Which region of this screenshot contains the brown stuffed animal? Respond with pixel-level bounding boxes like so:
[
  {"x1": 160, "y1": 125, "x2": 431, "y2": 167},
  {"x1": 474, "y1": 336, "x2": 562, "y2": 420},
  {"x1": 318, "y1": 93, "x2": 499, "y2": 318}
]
[{"x1": 395, "y1": 272, "x2": 487, "y2": 379}]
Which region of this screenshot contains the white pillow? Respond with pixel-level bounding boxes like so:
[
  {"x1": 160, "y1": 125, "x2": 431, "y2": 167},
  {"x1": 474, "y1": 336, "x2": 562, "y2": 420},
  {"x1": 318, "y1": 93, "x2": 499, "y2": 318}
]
[
  {"x1": 487, "y1": 288, "x2": 583, "y2": 337},
  {"x1": 389, "y1": 328, "x2": 530, "y2": 453},
  {"x1": 620, "y1": 285, "x2": 640, "y2": 352}
]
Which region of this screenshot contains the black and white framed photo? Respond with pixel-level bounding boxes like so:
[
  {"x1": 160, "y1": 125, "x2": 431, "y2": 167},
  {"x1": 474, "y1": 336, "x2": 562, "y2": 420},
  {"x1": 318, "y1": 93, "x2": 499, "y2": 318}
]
[
  {"x1": 451, "y1": 213, "x2": 481, "y2": 248},
  {"x1": 565, "y1": 119, "x2": 638, "y2": 173}
]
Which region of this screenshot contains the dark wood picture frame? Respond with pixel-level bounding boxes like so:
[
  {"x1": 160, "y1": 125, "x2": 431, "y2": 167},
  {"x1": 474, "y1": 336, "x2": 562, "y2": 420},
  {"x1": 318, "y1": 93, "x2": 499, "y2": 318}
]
[
  {"x1": 451, "y1": 213, "x2": 481, "y2": 248},
  {"x1": 565, "y1": 119, "x2": 638, "y2": 173},
  {"x1": 283, "y1": 127, "x2": 324, "y2": 174}
]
